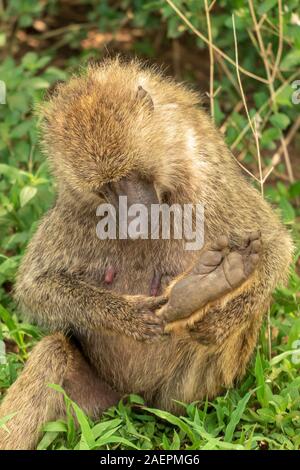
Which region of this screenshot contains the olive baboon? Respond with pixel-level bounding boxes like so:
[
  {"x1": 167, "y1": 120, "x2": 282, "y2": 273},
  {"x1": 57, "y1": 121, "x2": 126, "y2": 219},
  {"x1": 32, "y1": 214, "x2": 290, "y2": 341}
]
[{"x1": 0, "y1": 58, "x2": 293, "y2": 449}]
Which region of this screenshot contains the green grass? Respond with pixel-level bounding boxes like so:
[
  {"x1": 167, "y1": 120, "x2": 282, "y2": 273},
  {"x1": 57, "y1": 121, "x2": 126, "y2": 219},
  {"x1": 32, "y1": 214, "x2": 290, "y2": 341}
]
[{"x1": 1, "y1": 0, "x2": 300, "y2": 451}]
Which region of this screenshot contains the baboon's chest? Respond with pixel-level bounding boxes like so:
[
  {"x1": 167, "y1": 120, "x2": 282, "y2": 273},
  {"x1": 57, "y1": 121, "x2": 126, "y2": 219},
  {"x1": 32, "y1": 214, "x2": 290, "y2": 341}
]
[
  {"x1": 102, "y1": 250, "x2": 188, "y2": 296},
  {"x1": 87, "y1": 241, "x2": 196, "y2": 296}
]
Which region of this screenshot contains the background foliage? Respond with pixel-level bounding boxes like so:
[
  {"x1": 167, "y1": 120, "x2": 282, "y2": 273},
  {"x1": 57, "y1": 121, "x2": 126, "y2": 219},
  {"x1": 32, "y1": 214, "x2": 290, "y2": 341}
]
[{"x1": 0, "y1": 0, "x2": 300, "y2": 450}]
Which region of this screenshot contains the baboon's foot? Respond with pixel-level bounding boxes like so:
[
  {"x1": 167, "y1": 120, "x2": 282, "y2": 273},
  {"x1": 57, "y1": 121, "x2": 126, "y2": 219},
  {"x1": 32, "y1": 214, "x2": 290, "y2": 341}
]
[{"x1": 158, "y1": 232, "x2": 261, "y2": 323}]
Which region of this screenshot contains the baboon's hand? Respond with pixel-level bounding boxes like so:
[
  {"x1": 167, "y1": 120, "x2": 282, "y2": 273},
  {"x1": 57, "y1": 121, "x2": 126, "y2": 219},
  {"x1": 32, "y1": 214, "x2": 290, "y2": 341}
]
[{"x1": 125, "y1": 295, "x2": 169, "y2": 341}]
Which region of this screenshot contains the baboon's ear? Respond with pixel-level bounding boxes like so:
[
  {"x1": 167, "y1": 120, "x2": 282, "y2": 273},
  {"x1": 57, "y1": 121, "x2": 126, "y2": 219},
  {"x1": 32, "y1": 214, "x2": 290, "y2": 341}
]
[{"x1": 136, "y1": 85, "x2": 154, "y2": 111}]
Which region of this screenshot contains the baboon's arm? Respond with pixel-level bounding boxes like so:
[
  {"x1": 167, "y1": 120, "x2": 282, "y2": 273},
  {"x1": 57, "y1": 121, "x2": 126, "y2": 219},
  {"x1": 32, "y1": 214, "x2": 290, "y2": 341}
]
[
  {"x1": 14, "y1": 205, "x2": 168, "y2": 341},
  {"x1": 15, "y1": 270, "x2": 167, "y2": 341}
]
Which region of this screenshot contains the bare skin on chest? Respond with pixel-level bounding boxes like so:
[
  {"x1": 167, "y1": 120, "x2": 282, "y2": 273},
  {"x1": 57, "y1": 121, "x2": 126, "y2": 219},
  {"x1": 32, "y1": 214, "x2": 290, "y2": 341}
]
[{"x1": 98, "y1": 241, "x2": 194, "y2": 297}]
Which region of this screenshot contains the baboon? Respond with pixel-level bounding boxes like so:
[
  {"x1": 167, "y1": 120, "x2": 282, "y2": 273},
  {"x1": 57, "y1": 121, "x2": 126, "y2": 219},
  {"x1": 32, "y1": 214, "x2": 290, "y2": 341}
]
[{"x1": 0, "y1": 58, "x2": 293, "y2": 450}]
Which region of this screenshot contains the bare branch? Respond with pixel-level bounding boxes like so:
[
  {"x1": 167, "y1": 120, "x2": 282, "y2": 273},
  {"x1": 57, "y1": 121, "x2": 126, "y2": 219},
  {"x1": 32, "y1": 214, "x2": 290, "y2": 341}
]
[
  {"x1": 204, "y1": 0, "x2": 215, "y2": 121},
  {"x1": 164, "y1": 0, "x2": 269, "y2": 84}
]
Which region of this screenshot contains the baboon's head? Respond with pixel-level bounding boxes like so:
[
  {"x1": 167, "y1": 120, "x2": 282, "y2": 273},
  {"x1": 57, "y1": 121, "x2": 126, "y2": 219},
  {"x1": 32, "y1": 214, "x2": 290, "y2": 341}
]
[{"x1": 41, "y1": 57, "x2": 206, "y2": 207}]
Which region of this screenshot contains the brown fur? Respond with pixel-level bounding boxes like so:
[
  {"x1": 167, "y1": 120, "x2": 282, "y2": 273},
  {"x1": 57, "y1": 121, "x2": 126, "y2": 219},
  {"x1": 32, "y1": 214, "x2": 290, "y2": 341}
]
[{"x1": 0, "y1": 57, "x2": 293, "y2": 449}]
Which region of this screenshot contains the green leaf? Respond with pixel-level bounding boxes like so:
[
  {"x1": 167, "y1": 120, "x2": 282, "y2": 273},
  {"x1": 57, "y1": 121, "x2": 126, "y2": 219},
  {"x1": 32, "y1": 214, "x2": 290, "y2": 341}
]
[
  {"x1": 257, "y1": 0, "x2": 278, "y2": 14},
  {"x1": 287, "y1": 319, "x2": 300, "y2": 350},
  {"x1": 11, "y1": 121, "x2": 32, "y2": 138},
  {"x1": 256, "y1": 408, "x2": 276, "y2": 423},
  {"x1": 21, "y1": 52, "x2": 39, "y2": 69},
  {"x1": 143, "y1": 407, "x2": 196, "y2": 443},
  {"x1": 162, "y1": 433, "x2": 171, "y2": 450},
  {"x1": 20, "y1": 186, "x2": 37, "y2": 207},
  {"x1": 224, "y1": 391, "x2": 252, "y2": 442},
  {"x1": 0, "y1": 303, "x2": 23, "y2": 348},
  {"x1": 255, "y1": 350, "x2": 268, "y2": 408},
  {"x1": 289, "y1": 181, "x2": 300, "y2": 199},
  {"x1": 281, "y1": 50, "x2": 300, "y2": 70},
  {"x1": 72, "y1": 402, "x2": 96, "y2": 449},
  {"x1": 270, "y1": 348, "x2": 300, "y2": 366},
  {"x1": 0, "y1": 163, "x2": 28, "y2": 181},
  {"x1": 26, "y1": 77, "x2": 50, "y2": 90},
  {"x1": 92, "y1": 419, "x2": 122, "y2": 440},
  {"x1": 275, "y1": 85, "x2": 294, "y2": 107},
  {"x1": 44, "y1": 67, "x2": 68, "y2": 81},
  {"x1": 37, "y1": 432, "x2": 60, "y2": 450},
  {"x1": 19, "y1": 14, "x2": 34, "y2": 28},
  {"x1": 0, "y1": 257, "x2": 19, "y2": 284},
  {"x1": 254, "y1": 91, "x2": 269, "y2": 108},
  {"x1": 261, "y1": 127, "x2": 281, "y2": 149},
  {"x1": 95, "y1": 435, "x2": 139, "y2": 449},
  {"x1": 43, "y1": 420, "x2": 68, "y2": 433},
  {"x1": 270, "y1": 113, "x2": 290, "y2": 130},
  {"x1": 170, "y1": 430, "x2": 181, "y2": 450},
  {"x1": 0, "y1": 305, "x2": 17, "y2": 338},
  {"x1": 279, "y1": 198, "x2": 296, "y2": 224},
  {"x1": 127, "y1": 394, "x2": 145, "y2": 405}
]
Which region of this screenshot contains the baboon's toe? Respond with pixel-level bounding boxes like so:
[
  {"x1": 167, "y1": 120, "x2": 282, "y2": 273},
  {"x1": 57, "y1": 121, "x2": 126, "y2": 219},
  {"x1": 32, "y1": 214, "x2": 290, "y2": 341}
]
[
  {"x1": 244, "y1": 231, "x2": 261, "y2": 250},
  {"x1": 249, "y1": 230, "x2": 261, "y2": 241},
  {"x1": 198, "y1": 250, "x2": 223, "y2": 268},
  {"x1": 250, "y1": 239, "x2": 261, "y2": 253},
  {"x1": 193, "y1": 235, "x2": 229, "y2": 275},
  {"x1": 244, "y1": 253, "x2": 260, "y2": 277},
  {"x1": 212, "y1": 235, "x2": 229, "y2": 250},
  {"x1": 223, "y1": 252, "x2": 245, "y2": 287},
  {"x1": 243, "y1": 232, "x2": 262, "y2": 276},
  {"x1": 223, "y1": 240, "x2": 260, "y2": 288}
]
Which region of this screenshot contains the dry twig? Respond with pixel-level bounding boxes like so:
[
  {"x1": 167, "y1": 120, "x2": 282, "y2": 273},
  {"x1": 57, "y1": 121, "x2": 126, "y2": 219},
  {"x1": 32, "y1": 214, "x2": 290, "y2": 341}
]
[
  {"x1": 204, "y1": 0, "x2": 215, "y2": 121},
  {"x1": 165, "y1": 0, "x2": 269, "y2": 84},
  {"x1": 248, "y1": 0, "x2": 294, "y2": 182},
  {"x1": 232, "y1": 14, "x2": 264, "y2": 193}
]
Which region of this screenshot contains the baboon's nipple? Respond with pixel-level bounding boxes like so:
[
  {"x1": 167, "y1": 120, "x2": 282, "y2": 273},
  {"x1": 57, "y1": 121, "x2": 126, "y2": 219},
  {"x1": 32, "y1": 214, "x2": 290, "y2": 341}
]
[{"x1": 104, "y1": 266, "x2": 116, "y2": 285}]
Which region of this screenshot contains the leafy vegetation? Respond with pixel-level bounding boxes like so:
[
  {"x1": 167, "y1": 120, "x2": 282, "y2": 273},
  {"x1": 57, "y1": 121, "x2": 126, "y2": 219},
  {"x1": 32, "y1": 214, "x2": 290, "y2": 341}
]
[{"x1": 0, "y1": 0, "x2": 299, "y2": 450}]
